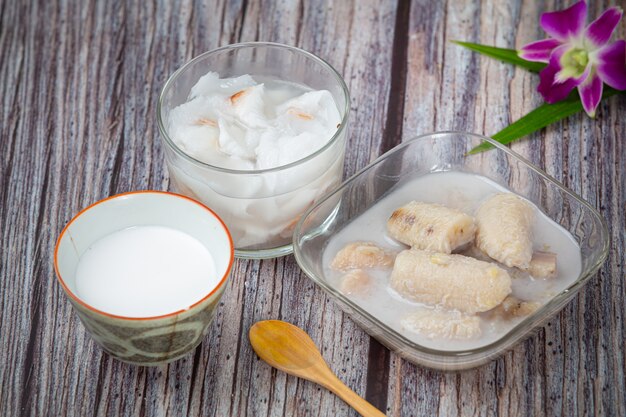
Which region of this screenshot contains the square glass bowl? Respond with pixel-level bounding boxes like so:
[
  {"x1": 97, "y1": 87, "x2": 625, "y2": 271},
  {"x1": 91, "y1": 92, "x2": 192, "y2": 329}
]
[{"x1": 293, "y1": 132, "x2": 609, "y2": 370}]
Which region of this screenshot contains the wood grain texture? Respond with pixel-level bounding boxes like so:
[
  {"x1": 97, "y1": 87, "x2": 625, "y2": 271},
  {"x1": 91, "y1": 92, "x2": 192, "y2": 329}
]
[{"x1": 0, "y1": 0, "x2": 624, "y2": 416}]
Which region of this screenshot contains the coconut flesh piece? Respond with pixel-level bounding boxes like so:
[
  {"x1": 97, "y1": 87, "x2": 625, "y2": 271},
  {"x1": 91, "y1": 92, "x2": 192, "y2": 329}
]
[
  {"x1": 168, "y1": 72, "x2": 341, "y2": 171},
  {"x1": 166, "y1": 72, "x2": 343, "y2": 248}
]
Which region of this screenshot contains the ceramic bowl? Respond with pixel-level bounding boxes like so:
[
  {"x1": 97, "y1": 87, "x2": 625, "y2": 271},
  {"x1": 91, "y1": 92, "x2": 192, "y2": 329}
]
[{"x1": 54, "y1": 191, "x2": 234, "y2": 365}]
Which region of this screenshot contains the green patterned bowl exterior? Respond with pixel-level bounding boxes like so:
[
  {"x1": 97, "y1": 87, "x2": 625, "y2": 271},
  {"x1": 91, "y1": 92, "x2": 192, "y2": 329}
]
[{"x1": 67, "y1": 283, "x2": 225, "y2": 365}]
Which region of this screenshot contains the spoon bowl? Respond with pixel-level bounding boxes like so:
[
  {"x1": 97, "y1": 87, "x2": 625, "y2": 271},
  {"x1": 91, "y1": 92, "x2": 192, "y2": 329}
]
[{"x1": 249, "y1": 320, "x2": 386, "y2": 417}]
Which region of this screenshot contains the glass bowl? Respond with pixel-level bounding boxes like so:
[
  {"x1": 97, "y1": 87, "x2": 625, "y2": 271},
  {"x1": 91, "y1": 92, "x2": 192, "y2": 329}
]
[
  {"x1": 293, "y1": 132, "x2": 608, "y2": 370},
  {"x1": 157, "y1": 42, "x2": 350, "y2": 259}
]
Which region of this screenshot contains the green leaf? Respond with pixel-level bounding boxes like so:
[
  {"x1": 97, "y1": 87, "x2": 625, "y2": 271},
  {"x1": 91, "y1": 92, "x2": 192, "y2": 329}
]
[
  {"x1": 452, "y1": 40, "x2": 626, "y2": 152},
  {"x1": 452, "y1": 41, "x2": 547, "y2": 72},
  {"x1": 469, "y1": 87, "x2": 624, "y2": 154}
]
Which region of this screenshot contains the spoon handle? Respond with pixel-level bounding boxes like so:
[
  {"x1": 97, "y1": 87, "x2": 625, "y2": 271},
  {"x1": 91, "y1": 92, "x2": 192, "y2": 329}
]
[{"x1": 320, "y1": 373, "x2": 386, "y2": 417}]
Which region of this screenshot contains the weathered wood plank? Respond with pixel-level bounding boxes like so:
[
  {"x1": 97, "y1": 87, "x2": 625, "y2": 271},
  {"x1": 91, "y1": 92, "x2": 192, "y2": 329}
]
[
  {"x1": 387, "y1": 1, "x2": 626, "y2": 417},
  {"x1": 0, "y1": 0, "x2": 624, "y2": 416},
  {"x1": 0, "y1": 0, "x2": 396, "y2": 416}
]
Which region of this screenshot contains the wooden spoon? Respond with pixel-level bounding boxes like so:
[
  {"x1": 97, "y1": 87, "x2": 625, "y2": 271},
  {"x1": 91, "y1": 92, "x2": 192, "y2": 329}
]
[{"x1": 249, "y1": 320, "x2": 386, "y2": 417}]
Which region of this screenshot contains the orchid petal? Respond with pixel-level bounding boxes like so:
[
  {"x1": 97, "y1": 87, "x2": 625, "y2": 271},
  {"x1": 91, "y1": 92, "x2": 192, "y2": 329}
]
[
  {"x1": 585, "y1": 7, "x2": 623, "y2": 48},
  {"x1": 540, "y1": 0, "x2": 587, "y2": 41},
  {"x1": 578, "y1": 73, "x2": 603, "y2": 117},
  {"x1": 538, "y1": 45, "x2": 587, "y2": 103},
  {"x1": 596, "y1": 40, "x2": 626, "y2": 90},
  {"x1": 519, "y1": 38, "x2": 562, "y2": 62}
]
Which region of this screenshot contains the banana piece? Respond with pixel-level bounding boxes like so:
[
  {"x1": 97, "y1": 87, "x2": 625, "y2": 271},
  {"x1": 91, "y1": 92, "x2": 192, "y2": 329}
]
[
  {"x1": 338, "y1": 269, "x2": 372, "y2": 296},
  {"x1": 401, "y1": 308, "x2": 481, "y2": 339},
  {"x1": 529, "y1": 251, "x2": 557, "y2": 278},
  {"x1": 492, "y1": 295, "x2": 540, "y2": 319},
  {"x1": 390, "y1": 249, "x2": 511, "y2": 313},
  {"x1": 331, "y1": 241, "x2": 395, "y2": 271},
  {"x1": 475, "y1": 193, "x2": 534, "y2": 269},
  {"x1": 387, "y1": 201, "x2": 476, "y2": 253}
]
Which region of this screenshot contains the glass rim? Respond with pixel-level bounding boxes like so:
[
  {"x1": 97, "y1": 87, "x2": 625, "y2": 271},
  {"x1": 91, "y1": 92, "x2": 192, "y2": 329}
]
[
  {"x1": 292, "y1": 131, "x2": 610, "y2": 362},
  {"x1": 156, "y1": 41, "x2": 351, "y2": 175}
]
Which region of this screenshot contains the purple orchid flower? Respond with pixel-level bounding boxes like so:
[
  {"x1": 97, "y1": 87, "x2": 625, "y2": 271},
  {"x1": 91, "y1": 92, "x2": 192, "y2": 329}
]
[{"x1": 519, "y1": 1, "x2": 626, "y2": 117}]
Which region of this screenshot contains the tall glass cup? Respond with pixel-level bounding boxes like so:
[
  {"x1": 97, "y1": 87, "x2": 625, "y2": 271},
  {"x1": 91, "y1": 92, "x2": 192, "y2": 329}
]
[{"x1": 158, "y1": 42, "x2": 350, "y2": 259}]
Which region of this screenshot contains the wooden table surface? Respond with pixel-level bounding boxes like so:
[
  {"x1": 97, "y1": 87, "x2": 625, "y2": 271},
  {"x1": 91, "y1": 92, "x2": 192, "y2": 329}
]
[{"x1": 1, "y1": 0, "x2": 625, "y2": 416}]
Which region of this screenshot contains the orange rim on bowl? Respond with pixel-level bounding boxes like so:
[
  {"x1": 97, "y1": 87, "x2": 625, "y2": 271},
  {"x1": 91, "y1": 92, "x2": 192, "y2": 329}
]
[{"x1": 53, "y1": 190, "x2": 235, "y2": 321}]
